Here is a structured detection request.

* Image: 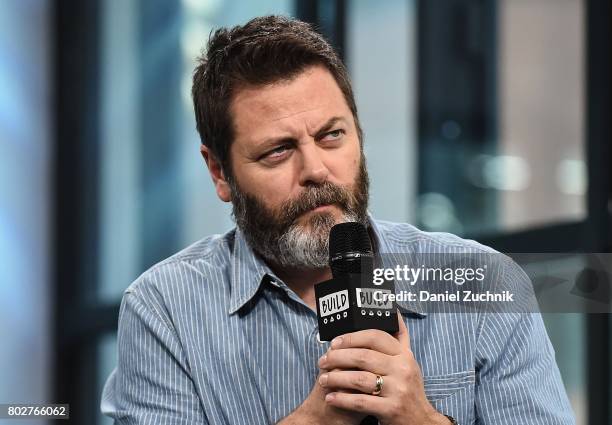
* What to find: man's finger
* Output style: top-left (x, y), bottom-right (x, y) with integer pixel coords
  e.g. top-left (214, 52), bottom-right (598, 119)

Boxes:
top-left (319, 348), bottom-right (390, 375)
top-left (320, 370), bottom-right (380, 394)
top-left (324, 391), bottom-right (388, 416)
top-left (330, 329), bottom-right (400, 355)
top-left (394, 310), bottom-right (411, 351)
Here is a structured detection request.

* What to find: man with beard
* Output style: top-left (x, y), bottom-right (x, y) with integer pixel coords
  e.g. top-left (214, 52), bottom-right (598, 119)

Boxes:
top-left (101, 15), bottom-right (574, 425)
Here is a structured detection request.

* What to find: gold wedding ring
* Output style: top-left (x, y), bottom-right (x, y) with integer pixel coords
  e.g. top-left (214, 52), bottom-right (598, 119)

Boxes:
top-left (372, 375), bottom-right (384, 396)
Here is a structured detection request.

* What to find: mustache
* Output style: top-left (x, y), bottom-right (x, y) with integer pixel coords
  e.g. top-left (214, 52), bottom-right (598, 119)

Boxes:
top-left (278, 182), bottom-right (354, 225)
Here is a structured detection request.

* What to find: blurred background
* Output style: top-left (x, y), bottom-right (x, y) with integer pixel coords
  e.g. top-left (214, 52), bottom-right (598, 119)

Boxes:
top-left (1, 0), bottom-right (610, 423)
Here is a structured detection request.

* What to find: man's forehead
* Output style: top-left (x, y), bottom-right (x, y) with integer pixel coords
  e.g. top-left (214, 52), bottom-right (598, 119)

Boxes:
top-left (232, 67), bottom-right (345, 112)
top-left (229, 66), bottom-right (351, 143)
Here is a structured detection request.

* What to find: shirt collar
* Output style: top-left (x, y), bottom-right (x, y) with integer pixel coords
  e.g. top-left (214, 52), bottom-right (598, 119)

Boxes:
top-left (228, 227), bottom-right (277, 315)
top-left (228, 215), bottom-right (427, 317)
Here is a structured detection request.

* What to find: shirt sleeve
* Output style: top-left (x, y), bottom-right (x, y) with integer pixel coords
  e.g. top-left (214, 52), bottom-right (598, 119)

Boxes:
top-left (474, 260), bottom-right (576, 424)
top-left (100, 284), bottom-right (209, 424)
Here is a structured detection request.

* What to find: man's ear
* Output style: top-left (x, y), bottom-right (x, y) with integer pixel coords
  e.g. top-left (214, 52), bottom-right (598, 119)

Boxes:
top-left (200, 145), bottom-right (232, 202)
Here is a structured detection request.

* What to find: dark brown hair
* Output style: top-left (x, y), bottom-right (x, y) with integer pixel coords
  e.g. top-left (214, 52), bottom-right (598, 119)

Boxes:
top-left (191, 15), bottom-right (362, 178)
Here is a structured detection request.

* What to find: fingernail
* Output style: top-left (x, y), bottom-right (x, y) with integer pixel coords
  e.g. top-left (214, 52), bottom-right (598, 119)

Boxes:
top-left (318, 354), bottom-right (327, 367)
top-left (319, 373), bottom-right (328, 387)
top-left (325, 393), bottom-right (336, 402)
top-left (331, 336), bottom-right (343, 349)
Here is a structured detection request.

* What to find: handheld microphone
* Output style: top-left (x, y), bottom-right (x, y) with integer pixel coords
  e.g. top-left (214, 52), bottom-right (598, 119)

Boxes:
top-left (315, 222), bottom-right (398, 342)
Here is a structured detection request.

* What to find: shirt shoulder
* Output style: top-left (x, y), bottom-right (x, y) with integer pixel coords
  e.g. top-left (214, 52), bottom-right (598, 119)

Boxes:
top-left (124, 229), bottom-right (235, 300)
top-left (372, 218), bottom-right (499, 254)
top-left (371, 219), bottom-right (525, 310)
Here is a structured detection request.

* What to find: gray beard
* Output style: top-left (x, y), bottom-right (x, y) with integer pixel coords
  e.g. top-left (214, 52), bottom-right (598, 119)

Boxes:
top-left (271, 210), bottom-right (362, 268)
top-left (228, 160), bottom-right (369, 270)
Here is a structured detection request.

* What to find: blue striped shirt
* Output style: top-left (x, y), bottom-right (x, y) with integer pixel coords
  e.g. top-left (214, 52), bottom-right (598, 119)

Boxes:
top-left (101, 218), bottom-right (575, 424)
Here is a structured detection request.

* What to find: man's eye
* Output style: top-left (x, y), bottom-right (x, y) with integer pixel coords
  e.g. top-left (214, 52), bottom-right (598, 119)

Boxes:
top-left (270, 146), bottom-right (288, 155)
top-left (265, 145), bottom-right (291, 159)
top-left (322, 129), bottom-right (345, 141)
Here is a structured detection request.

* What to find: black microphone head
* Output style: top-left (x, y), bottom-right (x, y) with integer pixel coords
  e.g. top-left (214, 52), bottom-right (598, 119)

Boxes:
top-left (329, 222), bottom-right (373, 277)
top-left (329, 222), bottom-right (372, 259)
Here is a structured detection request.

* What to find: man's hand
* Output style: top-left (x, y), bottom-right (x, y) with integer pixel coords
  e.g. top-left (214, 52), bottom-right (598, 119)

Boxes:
top-left (277, 369), bottom-right (365, 425)
top-left (317, 311), bottom-right (450, 425)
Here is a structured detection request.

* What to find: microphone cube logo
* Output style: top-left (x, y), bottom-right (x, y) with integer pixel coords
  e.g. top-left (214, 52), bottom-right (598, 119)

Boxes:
top-left (319, 290), bottom-right (350, 324)
top-left (356, 288), bottom-right (393, 317)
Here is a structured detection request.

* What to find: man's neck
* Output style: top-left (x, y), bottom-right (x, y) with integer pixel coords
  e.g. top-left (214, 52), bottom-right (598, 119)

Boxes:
top-left (272, 266), bottom-right (332, 312)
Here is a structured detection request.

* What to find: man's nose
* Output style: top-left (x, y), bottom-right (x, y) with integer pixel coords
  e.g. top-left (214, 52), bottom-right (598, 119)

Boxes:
top-left (298, 144), bottom-right (329, 186)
